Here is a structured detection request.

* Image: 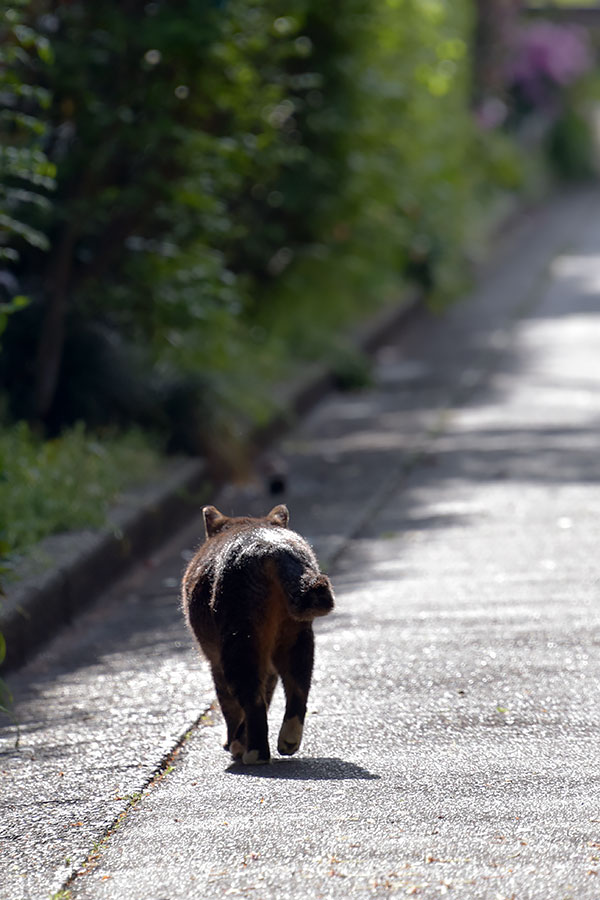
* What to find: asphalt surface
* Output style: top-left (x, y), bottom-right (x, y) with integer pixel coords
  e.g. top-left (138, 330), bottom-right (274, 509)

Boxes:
top-left (2, 188), bottom-right (600, 900)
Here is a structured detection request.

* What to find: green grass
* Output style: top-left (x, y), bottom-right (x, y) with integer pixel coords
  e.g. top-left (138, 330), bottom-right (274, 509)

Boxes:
top-left (0, 421), bottom-right (162, 569)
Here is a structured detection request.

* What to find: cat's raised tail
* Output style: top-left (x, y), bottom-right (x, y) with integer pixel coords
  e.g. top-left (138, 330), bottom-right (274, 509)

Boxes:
top-left (288, 571), bottom-right (334, 621)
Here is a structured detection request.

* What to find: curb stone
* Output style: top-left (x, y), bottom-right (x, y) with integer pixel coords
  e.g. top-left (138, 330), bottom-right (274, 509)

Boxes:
top-left (0, 290), bottom-right (421, 673)
top-left (0, 457), bottom-right (209, 673)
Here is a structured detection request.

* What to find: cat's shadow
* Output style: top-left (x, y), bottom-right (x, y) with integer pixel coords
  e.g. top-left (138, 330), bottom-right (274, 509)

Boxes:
top-left (226, 756), bottom-right (379, 781)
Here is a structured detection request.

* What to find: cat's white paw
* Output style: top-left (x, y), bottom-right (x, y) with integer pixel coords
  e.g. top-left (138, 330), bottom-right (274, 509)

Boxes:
top-left (242, 748), bottom-right (270, 765)
top-left (229, 739), bottom-right (245, 760)
top-left (278, 716), bottom-right (303, 756)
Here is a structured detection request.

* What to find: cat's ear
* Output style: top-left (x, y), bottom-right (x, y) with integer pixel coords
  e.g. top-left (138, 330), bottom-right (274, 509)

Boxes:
top-left (203, 506), bottom-right (228, 538)
top-left (268, 504), bottom-right (289, 528)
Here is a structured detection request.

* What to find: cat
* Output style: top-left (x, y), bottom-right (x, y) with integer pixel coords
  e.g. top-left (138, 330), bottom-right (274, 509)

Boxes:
top-left (181, 504), bottom-right (334, 764)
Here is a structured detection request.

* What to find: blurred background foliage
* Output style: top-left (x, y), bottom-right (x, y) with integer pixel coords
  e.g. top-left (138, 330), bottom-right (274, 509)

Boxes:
top-left (1, 0), bottom-right (599, 568)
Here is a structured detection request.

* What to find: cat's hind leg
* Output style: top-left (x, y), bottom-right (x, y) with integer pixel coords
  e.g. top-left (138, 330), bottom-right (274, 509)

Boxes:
top-left (275, 625), bottom-right (314, 756)
top-left (215, 561), bottom-right (276, 764)
top-left (210, 663), bottom-right (245, 758)
top-left (221, 629), bottom-right (270, 764)
top-left (265, 669), bottom-right (278, 709)
top-left (229, 672), bottom-right (276, 762)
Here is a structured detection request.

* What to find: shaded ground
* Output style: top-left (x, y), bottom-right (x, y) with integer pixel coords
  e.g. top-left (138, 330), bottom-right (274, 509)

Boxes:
top-left (1, 189), bottom-right (600, 900)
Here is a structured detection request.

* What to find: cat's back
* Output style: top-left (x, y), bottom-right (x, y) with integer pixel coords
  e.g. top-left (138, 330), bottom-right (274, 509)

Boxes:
top-left (182, 505), bottom-right (333, 657)
top-left (218, 522), bottom-right (313, 568)
top-left (184, 518), bottom-right (314, 595)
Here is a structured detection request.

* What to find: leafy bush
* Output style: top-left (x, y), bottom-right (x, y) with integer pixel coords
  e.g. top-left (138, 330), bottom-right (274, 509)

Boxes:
top-left (1, 0), bottom-right (488, 440)
top-left (0, 421), bottom-right (161, 564)
top-left (0, 0), bottom-right (539, 571)
top-left (0, 2), bottom-right (57, 648)
top-left (0, 0), bottom-right (55, 347)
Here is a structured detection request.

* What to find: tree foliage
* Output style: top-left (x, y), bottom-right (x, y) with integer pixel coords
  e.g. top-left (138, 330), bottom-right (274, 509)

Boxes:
top-left (0, 0), bottom-right (508, 443)
top-left (0, 0), bottom-right (55, 340)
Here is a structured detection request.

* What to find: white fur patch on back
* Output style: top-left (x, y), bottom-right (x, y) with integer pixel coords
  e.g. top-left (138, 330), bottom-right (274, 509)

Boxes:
top-left (226, 527), bottom-right (316, 567)
top-left (239, 527), bottom-right (295, 553)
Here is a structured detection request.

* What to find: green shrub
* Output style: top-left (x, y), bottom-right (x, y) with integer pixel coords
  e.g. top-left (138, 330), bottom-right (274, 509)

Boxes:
top-left (0, 421), bottom-right (161, 564)
top-left (546, 72), bottom-right (600, 180)
top-left (0, 0), bottom-right (55, 276)
top-left (1, 0), bottom-right (490, 440)
top-left (0, 2), bottom-right (57, 668)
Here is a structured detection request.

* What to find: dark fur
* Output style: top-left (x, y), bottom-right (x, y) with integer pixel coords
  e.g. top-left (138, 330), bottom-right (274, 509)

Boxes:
top-left (181, 504), bottom-right (334, 764)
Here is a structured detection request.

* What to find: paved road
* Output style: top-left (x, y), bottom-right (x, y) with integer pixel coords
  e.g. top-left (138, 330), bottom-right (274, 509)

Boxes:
top-left (2, 189), bottom-right (600, 900)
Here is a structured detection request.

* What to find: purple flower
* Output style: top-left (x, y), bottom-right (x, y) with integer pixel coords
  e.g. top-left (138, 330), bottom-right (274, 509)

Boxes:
top-left (507, 22), bottom-right (593, 106)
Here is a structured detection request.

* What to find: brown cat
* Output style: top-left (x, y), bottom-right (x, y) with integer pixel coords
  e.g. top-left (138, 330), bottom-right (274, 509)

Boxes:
top-left (181, 504), bottom-right (334, 764)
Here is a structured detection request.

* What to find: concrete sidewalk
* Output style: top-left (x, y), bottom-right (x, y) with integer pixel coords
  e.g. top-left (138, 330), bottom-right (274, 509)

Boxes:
top-left (1, 188), bottom-right (600, 900)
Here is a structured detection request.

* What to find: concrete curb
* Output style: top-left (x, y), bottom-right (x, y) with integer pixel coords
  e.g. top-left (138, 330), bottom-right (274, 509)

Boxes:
top-left (0, 290), bottom-right (421, 673)
top-left (0, 458), bottom-right (209, 673)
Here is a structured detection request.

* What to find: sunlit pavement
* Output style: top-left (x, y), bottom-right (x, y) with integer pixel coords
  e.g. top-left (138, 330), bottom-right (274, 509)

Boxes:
top-left (2, 188), bottom-right (600, 899)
